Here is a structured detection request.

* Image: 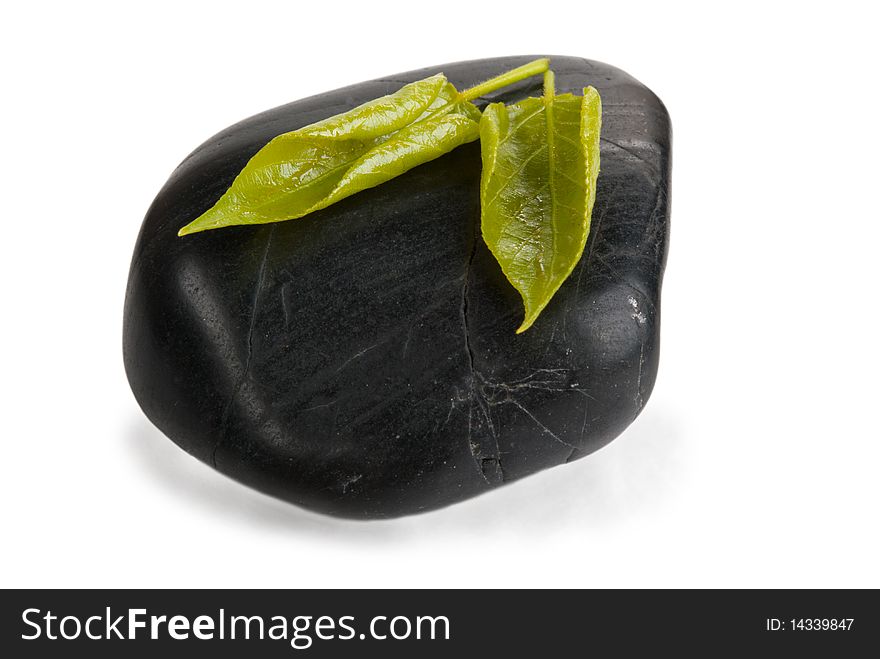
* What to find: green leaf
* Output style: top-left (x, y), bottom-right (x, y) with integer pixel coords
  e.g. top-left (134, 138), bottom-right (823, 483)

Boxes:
top-left (479, 73), bottom-right (601, 333)
top-left (178, 59), bottom-right (550, 236)
top-left (179, 75), bottom-right (480, 235)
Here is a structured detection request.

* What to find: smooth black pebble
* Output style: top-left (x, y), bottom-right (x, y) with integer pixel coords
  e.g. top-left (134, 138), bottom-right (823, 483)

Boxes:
top-left (123, 56), bottom-right (671, 518)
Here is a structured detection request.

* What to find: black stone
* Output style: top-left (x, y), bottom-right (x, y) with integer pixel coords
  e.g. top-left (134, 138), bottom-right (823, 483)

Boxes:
top-left (123, 56), bottom-right (671, 519)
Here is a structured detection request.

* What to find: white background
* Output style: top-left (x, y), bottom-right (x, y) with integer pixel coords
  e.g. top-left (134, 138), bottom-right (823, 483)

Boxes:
top-left (2, 1), bottom-right (878, 588)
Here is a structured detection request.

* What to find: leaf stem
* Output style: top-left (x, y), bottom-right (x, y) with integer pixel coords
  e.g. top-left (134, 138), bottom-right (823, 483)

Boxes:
top-left (457, 58), bottom-right (550, 102)
top-left (543, 69), bottom-right (555, 101)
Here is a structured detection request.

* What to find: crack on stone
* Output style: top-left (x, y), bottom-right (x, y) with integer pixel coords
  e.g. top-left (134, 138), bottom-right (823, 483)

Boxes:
top-left (505, 399), bottom-right (577, 450)
top-left (480, 457), bottom-right (500, 478)
top-left (460, 234), bottom-right (478, 388)
top-left (280, 283), bottom-right (292, 326)
top-left (579, 389), bottom-right (590, 439)
top-left (401, 323), bottom-right (414, 359)
top-left (459, 222), bottom-right (505, 483)
top-left (335, 342), bottom-right (379, 373)
top-left (484, 369), bottom-right (595, 399)
top-left (579, 57), bottom-right (597, 72)
top-left (466, 406), bottom-right (492, 485)
top-left (583, 181), bottom-right (621, 267)
top-left (541, 320), bottom-right (559, 358)
top-left (478, 369), bottom-right (594, 403)
top-left (212, 225), bottom-right (275, 468)
top-left (475, 369), bottom-right (588, 452)
top-left (600, 137), bottom-right (660, 177)
top-left (627, 295), bottom-right (649, 412)
top-left (648, 184), bottom-right (669, 264)
top-left (635, 336), bottom-right (646, 412)
top-left (299, 400), bottom-right (337, 413)
top-left (443, 387), bottom-right (468, 428)
top-left (466, 364), bottom-right (595, 460)
top-left (458, 211), bottom-right (603, 480)
top-left (465, 400), bottom-right (504, 485)
top-left (340, 473), bottom-right (362, 494)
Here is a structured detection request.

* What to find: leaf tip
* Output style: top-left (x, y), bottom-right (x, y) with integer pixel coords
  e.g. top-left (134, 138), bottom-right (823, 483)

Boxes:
top-left (516, 295), bottom-right (555, 333)
top-left (582, 86), bottom-right (602, 112)
top-left (178, 208), bottom-right (223, 236)
top-left (515, 313), bottom-right (538, 334)
top-left (177, 221), bottom-right (200, 237)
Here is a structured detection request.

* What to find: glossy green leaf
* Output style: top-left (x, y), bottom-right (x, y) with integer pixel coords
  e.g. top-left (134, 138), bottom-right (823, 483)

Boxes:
top-left (179, 76), bottom-right (479, 235)
top-left (480, 74), bottom-right (601, 333)
top-left (179, 59), bottom-right (550, 236)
